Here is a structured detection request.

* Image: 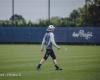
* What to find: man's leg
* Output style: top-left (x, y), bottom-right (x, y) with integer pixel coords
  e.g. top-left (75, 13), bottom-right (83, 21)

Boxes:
top-left (36, 58), bottom-right (45, 70)
top-left (53, 59), bottom-right (62, 70)
top-left (36, 50), bottom-right (49, 70)
top-left (50, 50), bottom-right (62, 70)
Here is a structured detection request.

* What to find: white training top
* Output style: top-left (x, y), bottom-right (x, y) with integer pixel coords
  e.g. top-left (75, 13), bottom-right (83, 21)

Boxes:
top-left (41, 31), bottom-right (59, 49)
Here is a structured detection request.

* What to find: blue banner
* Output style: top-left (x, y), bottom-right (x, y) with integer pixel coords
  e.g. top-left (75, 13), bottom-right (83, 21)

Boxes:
top-left (0, 27), bottom-right (100, 43)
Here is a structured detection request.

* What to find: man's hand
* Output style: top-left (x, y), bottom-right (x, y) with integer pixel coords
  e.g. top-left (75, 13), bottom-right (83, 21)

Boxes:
top-left (41, 48), bottom-right (44, 52)
top-left (41, 49), bottom-right (43, 52)
top-left (57, 46), bottom-right (60, 50)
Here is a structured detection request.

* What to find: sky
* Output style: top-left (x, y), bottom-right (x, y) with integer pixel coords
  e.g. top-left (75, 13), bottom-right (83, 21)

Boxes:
top-left (0, 0), bottom-right (85, 22)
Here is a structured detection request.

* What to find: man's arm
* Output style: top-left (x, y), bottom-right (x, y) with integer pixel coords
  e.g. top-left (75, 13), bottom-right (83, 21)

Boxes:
top-left (50, 33), bottom-right (60, 49)
top-left (41, 34), bottom-right (46, 52)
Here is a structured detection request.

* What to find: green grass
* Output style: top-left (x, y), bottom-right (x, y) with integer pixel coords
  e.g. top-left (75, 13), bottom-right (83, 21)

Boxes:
top-left (0, 44), bottom-right (100, 80)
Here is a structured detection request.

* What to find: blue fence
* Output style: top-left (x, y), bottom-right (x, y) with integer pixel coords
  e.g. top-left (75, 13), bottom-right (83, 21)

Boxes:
top-left (0, 27), bottom-right (100, 44)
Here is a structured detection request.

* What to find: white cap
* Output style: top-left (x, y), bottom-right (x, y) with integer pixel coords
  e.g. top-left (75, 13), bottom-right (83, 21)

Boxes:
top-left (47, 25), bottom-right (55, 31)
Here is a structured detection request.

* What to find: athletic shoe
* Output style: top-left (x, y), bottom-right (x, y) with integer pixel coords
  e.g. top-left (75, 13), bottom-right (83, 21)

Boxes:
top-left (56, 68), bottom-right (63, 70)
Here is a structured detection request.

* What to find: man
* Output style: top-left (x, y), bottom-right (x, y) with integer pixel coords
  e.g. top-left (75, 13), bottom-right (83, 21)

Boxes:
top-left (36, 25), bottom-right (62, 70)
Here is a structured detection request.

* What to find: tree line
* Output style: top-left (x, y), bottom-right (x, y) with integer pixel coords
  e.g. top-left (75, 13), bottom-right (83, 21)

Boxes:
top-left (0, 0), bottom-right (100, 27)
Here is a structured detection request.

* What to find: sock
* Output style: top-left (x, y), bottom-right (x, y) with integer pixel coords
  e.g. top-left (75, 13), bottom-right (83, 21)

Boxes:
top-left (55, 64), bottom-right (59, 69)
top-left (37, 64), bottom-right (42, 69)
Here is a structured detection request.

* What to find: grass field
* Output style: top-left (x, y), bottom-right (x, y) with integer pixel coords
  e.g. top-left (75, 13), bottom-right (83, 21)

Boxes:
top-left (0, 44), bottom-right (100, 80)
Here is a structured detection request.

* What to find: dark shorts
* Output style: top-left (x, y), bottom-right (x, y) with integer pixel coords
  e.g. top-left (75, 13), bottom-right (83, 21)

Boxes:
top-left (43, 49), bottom-right (56, 60)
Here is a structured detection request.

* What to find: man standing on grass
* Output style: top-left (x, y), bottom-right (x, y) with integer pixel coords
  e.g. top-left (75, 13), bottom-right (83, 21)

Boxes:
top-left (36, 25), bottom-right (62, 70)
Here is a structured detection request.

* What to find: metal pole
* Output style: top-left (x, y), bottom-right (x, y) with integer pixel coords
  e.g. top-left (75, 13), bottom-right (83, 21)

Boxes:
top-left (48, 0), bottom-right (50, 24)
top-left (85, 0), bottom-right (88, 26)
top-left (12, 0), bottom-right (14, 25)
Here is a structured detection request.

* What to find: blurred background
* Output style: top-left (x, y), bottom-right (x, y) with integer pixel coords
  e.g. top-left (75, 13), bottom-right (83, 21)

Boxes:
top-left (0, 0), bottom-right (100, 44)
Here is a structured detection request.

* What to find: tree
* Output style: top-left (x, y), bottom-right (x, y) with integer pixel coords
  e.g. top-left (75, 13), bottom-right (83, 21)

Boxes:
top-left (10, 14), bottom-right (26, 26)
top-left (86, 0), bottom-right (100, 26)
top-left (10, 14), bottom-right (25, 21)
top-left (67, 0), bottom-right (100, 27)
